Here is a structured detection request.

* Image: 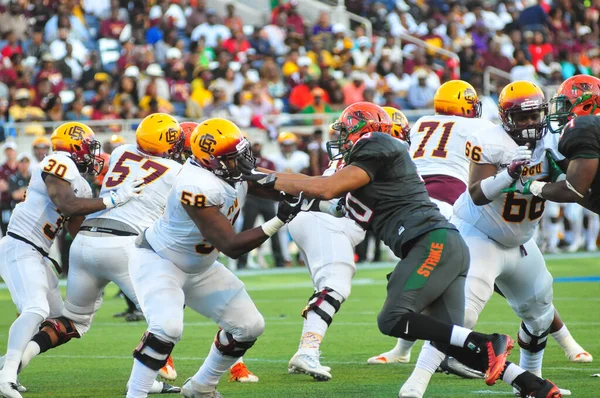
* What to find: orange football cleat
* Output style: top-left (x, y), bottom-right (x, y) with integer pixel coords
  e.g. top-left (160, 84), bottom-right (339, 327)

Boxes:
top-left (229, 362), bottom-right (259, 383)
top-left (484, 334), bottom-right (514, 386)
top-left (158, 356), bottom-right (177, 381)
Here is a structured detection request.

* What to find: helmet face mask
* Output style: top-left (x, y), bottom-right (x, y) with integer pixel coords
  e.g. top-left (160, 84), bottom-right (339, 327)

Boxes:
top-left (498, 81), bottom-right (547, 147)
top-left (51, 122), bottom-right (104, 175)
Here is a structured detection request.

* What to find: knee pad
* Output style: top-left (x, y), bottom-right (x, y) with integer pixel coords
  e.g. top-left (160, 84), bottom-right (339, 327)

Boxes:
top-left (214, 329), bottom-right (257, 358)
top-left (518, 322), bottom-right (549, 353)
top-left (32, 316), bottom-right (80, 354)
top-left (161, 317), bottom-right (184, 342)
top-left (301, 288), bottom-right (344, 326)
top-left (133, 331), bottom-right (175, 370)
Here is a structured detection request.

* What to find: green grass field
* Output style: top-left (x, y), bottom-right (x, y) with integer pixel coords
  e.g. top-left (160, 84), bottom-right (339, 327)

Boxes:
top-left (1, 254), bottom-right (599, 397)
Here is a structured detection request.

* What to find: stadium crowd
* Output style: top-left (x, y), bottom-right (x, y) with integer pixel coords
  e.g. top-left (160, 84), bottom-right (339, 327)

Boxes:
top-left (0, 0), bottom-right (597, 268)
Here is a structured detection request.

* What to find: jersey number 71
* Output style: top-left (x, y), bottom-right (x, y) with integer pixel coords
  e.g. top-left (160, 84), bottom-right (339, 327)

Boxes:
top-left (412, 121), bottom-right (455, 159)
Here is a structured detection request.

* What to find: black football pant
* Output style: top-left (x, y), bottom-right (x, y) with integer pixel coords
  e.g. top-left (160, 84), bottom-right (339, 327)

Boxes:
top-left (238, 196), bottom-right (284, 268)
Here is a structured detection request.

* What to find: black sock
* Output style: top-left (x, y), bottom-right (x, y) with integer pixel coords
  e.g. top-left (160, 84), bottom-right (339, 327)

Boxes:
top-left (125, 295), bottom-right (136, 312)
top-left (512, 370), bottom-right (544, 395)
top-left (31, 331), bottom-right (53, 354)
top-left (389, 312), bottom-right (453, 343)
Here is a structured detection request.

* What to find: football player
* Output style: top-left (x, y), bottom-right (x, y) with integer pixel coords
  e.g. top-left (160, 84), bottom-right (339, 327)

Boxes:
top-left (14, 114), bottom-right (184, 394)
top-left (403, 81), bottom-right (564, 398)
top-left (240, 102), bottom-right (560, 397)
top-left (0, 122), bottom-right (143, 398)
top-left (125, 119), bottom-right (306, 398)
top-left (369, 81), bottom-right (495, 365)
top-left (514, 74), bottom-right (600, 215)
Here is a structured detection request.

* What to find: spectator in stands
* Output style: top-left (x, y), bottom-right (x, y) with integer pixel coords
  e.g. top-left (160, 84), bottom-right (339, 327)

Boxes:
top-left (100, 6), bottom-right (127, 39)
top-left (114, 76), bottom-right (139, 112)
top-left (312, 11), bottom-right (332, 36)
top-left (80, 52), bottom-right (104, 91)
top-left (138, 63), bottom-right (170, 101)
top-left (352, 36), bottom-right (373, 69)
top-left (43, 95), bottom-right (64, 122)
top-left (263, 11), bottom-right (288, 56)
top-left (510, 48), bottom-right (538, 83)
top-left (44, 7), bottom-right (91, 45)
top-left (238, 140), bottom-right (284, 269)
top-left (222, 27), bottom-right (252, 61)
top-left (342, 70), bottom-right (366, 106)
top-left (191, 9), bottom-right (231, 48)
top-left (23, 28), bottom-right (49, 61)
top-left (139, 82), bottom-right (174, 116)
top-left (92, 99), bottom-right (120, 122)
top-left (300, 87), bottom-right (332, 125)
top-left (29, 136), bottom-right (51, 172)
top-left (1, 31), bottom-right (22, 60)
top-left (284, 1), bottom-right (305, 35)
top-left (203, 85), bottom-right (231, 119)
top-left (248, 25), bottom-right (272, 57)
top-left (0, 1), bottom-right (28, 41)
top-left (528, 31), bottom-right (553, 72)
top-left (8, 153), bottom-right (31, 209)
top-left (212, 63), bottom-right (244, 103)
top-left (56, 43), bottom-right (84, 83)
top-left (224, 2), bottom-right (243, 32)
top-left (155, 29), bottom-right (180, 65)
top-left (9, 89), bottom-right (45, 122)
top-left (0, 141), bottom-right (18, 235)
top-left (481, 39), bottom-right (513, 74)
top-left (518, 0), bottom-right (550, 31)
top-left (307, 128), bottom-right (329, 176)
top-left (407, 69), bottom-right (436, 109)
top-left (36, 54), bottom-right (65, 95)
top-left (248, 83), bottom-right (275, 129)
top-left (229, 91), bottom-right (253, 128)
top-left (65, 97), bottom-right (90, 121)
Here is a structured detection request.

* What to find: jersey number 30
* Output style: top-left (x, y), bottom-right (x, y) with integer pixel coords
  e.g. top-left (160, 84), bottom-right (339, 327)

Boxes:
top-left (105, 152), bottom-right (168, 188)
top-left (413, 121), bottom-right (455, 159)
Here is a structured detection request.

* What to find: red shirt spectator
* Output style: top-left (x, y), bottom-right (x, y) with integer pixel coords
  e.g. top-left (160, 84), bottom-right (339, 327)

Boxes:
top-left (222, 30), bottom-right (251, 60)
top-left (100, 9), bottom-right (126, 39)
top-left (528, 31), bottom-right (553, 71)
top-left (1, 31), bottom-right (22, 59)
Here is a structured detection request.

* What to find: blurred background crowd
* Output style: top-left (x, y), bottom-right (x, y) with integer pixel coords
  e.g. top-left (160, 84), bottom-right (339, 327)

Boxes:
top-left (0, 0), bottom-right (597, 270)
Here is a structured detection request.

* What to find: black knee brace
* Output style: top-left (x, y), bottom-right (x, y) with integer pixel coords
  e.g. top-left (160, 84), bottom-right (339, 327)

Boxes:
top-left (32, 316), bottom-right (80, 354)
top-left (518, 322), bottom-right (549, 353)
top-left (133, 331), bottom-right (175, 370)
top-left (214, 330), bottom-right (256, 358)
top-left (301, 288), bottom-right (342, 326)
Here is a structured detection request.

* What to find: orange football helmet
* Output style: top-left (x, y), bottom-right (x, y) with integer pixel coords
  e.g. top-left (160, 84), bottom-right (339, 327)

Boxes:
top-left (94, 152), bottom-right (111, 186)
top-left (498, 81), bottom-right (548, 146)
top-left (434, 80), bottom-right (482, 118)
top-left (180, 121), bottom-right (199, 162)
top-left (50, 122), bottom-right (103, 174)
top-left (327, 102), bottom-right (392, 160)
top-left (190, 118), bottom-right (254, 181)
top-left (136, 113), bottom-right (184, 159)
top-left (383, 106), bottom-right (410, 143)
top-left (548, 75), bottom-right (600, 134)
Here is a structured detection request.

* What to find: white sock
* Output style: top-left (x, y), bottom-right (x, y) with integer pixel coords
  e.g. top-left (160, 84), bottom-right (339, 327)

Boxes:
top-left (1, 312), bottom-right (44, 382)
top-left (126, 358), bottom-right (159, 398)
top-left (551, 325), bottom-right (583, 354)
top-left (501, 362), bottom-right (525, 386)
top-left (392, 338), bottom-right (416, 356)
top-left (450, 326), bottom-right (472, 347)
top-left (297, 310), bottom-right (329, 356)
top-left (586, 215), bottom-right (600, 247)
top-left (19, 341), bottom-right (41, 371)
top-left (415, 341), bottom-right (445, 374)
top-left (547, 222), bottom-right (560, 250)
top-left (192, 343), bottom-right (238, 387)
top-left (519, 348), bottom-right (544, 374)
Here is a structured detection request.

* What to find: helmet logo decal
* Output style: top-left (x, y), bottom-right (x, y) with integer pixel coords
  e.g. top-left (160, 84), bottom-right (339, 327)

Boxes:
top-left (165, 128), bottom-right (180, 144)
top-left (572, 82), bottom-right (592, 95)
top-left (463, 88), bottom-right (476, 103)
top-left (68, 125), bottom-right (85, 141)
top-left (199, 134), bottom-right (217, 154)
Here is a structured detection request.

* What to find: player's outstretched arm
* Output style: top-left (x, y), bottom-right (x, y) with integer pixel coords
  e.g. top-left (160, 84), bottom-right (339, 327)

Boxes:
top-left (45, 173), bottom-right (144, 217)
top-left (467, 162), bottom-right (502, 205)
top-left (272, 165), bottom-right (371, 200)
top-left (183, 196), bottom-right (303, 259)
top-left (535, 158), bottom-right (598, 205)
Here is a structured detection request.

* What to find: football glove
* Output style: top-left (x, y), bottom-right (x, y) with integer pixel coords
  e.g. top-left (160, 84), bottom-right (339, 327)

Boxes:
top-left (502, 178), bottom-right (533, 195)
top-left (507, 145), bottom-right (532, 179)
top-left (104, 178), bottom-right (145, 209)
top-left (241, 170), bottom-right (277, 189)
top-left (545, 151), bottom-right (565, 182)
top-left (301, 197), bottom-right (346, 218)
top-left (276, 192), bottom-right (305, 223)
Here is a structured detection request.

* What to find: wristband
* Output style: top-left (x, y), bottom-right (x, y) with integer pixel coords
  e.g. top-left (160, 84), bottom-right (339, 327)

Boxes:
top-left (261, 217), bottom-right (285, 237)
top-left (103, 193), bottom-right (116, 209)
top-left (529, 181), bottom-right (547, 198)
top-left (480, 169), bottom-right (515, 200)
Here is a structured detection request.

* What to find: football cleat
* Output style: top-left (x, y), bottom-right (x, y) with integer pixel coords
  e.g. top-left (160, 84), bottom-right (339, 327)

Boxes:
top-left (398, 386), bottom-right (423, 398)
top-left (367, 350), bottom-right (410, 364)
top-left (484, 334), bottom-right (514, 386)
top-left (15, 380), bottom-right (26, 393)
top-left (228, 362), bottom-right (258, 383)
top-left (288, 353), bottom-right (332, 381)
top-left (181, 378), bottom-right (223, 398)
top-left (158, 356), bottom-right (177, 381)
top-left (521, 379), bottom-right (562, 398)
top-left (125, 310), bottom-right (145, 322)
top-left (0, 380), bottom-right (22, 398)
top-left (567, 350), bottom-right (593, 363)
top-left (437, 356), bottom-right (485, 379)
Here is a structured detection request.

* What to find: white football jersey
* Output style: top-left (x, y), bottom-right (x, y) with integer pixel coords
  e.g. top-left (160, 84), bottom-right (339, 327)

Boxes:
top-left (409, 115), bottom-right (496, 184)
top-left (270, 150), bottom-right (310, 173)
top-left (453, 127), bottom-right (564, 247)
top-left (145, 159), bottom-right (247, 272)
top-left (87, 144), bottom-right (182, 234)
top-left (8, 152), bottom-right (92, 252)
